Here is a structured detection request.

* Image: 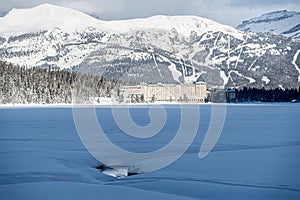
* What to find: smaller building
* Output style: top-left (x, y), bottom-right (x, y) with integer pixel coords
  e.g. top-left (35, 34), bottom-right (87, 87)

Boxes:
top-left (210, 88), bottom-right (236, 103)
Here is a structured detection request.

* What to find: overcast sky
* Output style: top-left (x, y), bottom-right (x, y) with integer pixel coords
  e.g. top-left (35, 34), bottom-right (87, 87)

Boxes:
top-left (0, 0), bottom-right (299, 26)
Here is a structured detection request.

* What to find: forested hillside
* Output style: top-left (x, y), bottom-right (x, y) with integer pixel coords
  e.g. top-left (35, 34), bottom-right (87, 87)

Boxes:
top-left (0, 61), bottom-right (118, 104)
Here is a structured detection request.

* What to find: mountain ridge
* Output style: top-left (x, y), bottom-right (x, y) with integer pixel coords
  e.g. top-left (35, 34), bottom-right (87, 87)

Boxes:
top-left (236, 10), bottom-right (300, 38)
top-left (0, 4), bottom-right (243, 39)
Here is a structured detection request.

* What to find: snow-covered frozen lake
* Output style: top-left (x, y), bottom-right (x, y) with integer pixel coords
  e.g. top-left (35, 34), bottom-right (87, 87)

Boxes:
top-left (0, 104), bottom-right (300, 199)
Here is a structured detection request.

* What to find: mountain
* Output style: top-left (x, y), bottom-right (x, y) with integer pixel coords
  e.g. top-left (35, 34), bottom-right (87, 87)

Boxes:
top-left (0, 4), bottom-right (300, 89)
top-left (0, 4), bottom-right (106, 34)
top-left (237, 10), bottom-right (300, 39)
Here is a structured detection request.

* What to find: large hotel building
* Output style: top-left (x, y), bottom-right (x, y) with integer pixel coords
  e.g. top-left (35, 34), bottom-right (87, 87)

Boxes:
top-left (118, 82), bottom-right (207, 103)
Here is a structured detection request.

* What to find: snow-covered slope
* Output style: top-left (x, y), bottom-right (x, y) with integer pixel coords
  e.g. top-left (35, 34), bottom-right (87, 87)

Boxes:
top-left (237, 10), bottom-right (300, 38)
top-left (0, 4), bottom-right (299, 89)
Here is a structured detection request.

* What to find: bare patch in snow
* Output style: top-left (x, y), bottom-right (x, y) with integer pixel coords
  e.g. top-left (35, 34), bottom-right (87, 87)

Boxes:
top-left (262, 76), bottom-right (270, 84)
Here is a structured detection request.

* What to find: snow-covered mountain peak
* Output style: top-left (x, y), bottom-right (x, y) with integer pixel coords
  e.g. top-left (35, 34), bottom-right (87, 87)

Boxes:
top-left (237, 10), bottom-right (300, 38)
top-left (0, 4), bottom-right (105, 35)
top-left (106, 15), bottom-right (242, 38)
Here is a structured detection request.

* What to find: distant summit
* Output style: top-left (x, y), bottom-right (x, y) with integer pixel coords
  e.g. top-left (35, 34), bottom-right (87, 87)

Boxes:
top-left (0, 4), bottom-right (104, 34)
top-left (237, 10), bottom-right (300, 38)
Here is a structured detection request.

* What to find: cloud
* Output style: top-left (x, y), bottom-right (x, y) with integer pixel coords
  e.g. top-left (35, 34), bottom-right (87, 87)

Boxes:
top-left (228, 0), bottom-right (300, 8)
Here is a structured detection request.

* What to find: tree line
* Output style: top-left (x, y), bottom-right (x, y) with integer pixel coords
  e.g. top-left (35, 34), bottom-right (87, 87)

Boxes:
top-left (0, 61), bottom-right (119, 104)
top-left (225, 87), bottom-right (300, 103)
